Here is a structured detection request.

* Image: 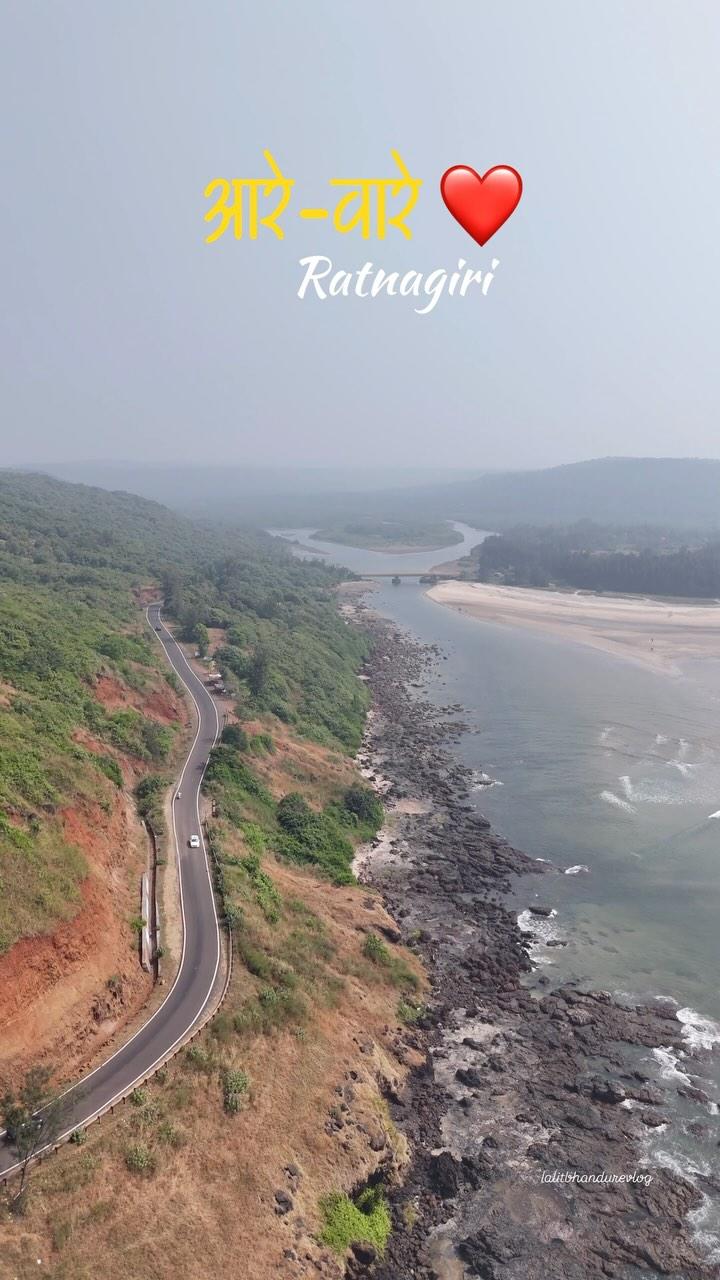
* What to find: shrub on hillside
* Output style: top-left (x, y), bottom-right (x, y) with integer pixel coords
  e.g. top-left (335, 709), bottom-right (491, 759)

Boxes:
top-left (342, 784), bottom-right (383, 828)
top-left (222, 1067), bottom-right (250, 1114)
top-left (275, 792), bottom-right (355, 884)
top-left (220, 723), bottom-right (248, 751)
top-left (97, 755), bottom-right (123, 789)
top-left (125, 1143), bottom-right (156, 1175)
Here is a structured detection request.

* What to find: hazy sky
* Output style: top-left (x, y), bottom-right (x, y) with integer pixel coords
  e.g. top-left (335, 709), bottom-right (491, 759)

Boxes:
top-left (2, 1), bottom-right (719, 471)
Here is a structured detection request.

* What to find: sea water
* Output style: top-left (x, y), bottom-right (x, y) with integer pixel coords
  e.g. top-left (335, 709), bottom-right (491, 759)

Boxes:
top-left (281, 523), bottom-right (720, 1247)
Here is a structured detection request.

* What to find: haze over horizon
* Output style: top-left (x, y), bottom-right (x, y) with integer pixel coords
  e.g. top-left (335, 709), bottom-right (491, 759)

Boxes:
top-left (3, 2), bottom-right (720, 471)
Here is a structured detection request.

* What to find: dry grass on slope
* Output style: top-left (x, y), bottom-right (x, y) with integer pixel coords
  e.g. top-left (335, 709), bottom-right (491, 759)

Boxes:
top-left (0, 857), bottom-right (425, 1280)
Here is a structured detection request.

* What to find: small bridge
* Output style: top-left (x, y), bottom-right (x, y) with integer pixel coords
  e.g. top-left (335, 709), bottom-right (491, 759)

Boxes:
top-left (358, 571), bottom-right (463, 581)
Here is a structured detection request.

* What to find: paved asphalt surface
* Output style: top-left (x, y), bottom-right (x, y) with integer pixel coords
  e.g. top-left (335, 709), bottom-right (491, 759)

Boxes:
top-left (0, 604), bottom-right (222, 1178)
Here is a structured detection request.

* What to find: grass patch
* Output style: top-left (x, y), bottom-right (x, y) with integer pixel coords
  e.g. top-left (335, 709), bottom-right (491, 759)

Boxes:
top-left (362, 932), bottom-right (420, 992)
top-left (397, 997), bottom-right (426, 1025)
top-left (124, 1143), bottom-right (156, 1176)
top-left (183, 1043), bottom-right (215, 1073)
top-left (319, 1186), bottom-right (391, 1255)
top-left (275, 791), bottom-right (356, 885)
top-left (157, 1120), bottom-right (187, 1148)
top-left (0, 819), bottom-right (86, 955)
top-left (96, 754), bottom-right (123, 788)
top-left (238, 851), bottom-right (282, 923)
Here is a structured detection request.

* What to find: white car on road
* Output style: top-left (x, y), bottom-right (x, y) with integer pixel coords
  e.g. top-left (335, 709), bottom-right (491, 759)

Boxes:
top-left (188, 834), bottom-right (200, 848)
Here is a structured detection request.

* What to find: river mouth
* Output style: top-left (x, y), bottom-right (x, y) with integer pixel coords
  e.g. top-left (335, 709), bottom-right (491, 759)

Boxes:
top-left (269, 520), bottom-right (488, 576)
top-left (279, 521), bottom-right (720, 1261)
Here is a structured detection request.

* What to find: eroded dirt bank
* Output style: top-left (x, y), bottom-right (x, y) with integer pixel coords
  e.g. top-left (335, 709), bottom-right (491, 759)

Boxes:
top-left (350, 607), bottom-right (719, 1280)
top-left (0, 667), bottom-right (187, 1090)
top-left (0, 792), bottom-right (152, 1085)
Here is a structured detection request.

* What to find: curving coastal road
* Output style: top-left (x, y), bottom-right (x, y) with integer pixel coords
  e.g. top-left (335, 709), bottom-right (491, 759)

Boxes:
top-left (0, 604), bottom-right (223, 1179)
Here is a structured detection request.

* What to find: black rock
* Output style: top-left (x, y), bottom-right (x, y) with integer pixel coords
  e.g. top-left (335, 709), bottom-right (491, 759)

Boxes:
top-left (590, 1078), bottom-right (626, 1105)
top-left (274, 1189), bottom-right (293, 1215)
top-left (351, 1241), bottom-right (378, 1265)
top-left (677, 1085), bottom-right (710, 1105)
top-left (641, 1111), bottom-right (671, 1128)
top-left (456, 1066), bottom-right (483, 1088)
top-left (428, 1150), bottom-right (461, 1198)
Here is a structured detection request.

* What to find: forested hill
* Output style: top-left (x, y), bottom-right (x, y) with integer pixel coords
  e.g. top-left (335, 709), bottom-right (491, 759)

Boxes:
top-left (0, 470), bottom-right (275, 580)
top-left (0, 470), bottom-right (368, 957)
top-left (0, 469), bottom-right (367, 744)
top-left (434, 458), bottom-right (720, 531)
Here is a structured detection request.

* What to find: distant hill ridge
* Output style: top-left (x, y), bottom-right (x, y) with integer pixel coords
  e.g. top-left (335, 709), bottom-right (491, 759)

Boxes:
top-left (435, 457), bottom-right (720, 531)
top-left (38, 456), bottom-right (720, 531)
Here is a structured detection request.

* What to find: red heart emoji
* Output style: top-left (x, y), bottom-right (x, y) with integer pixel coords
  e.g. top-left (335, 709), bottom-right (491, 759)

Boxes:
top-left (440, 164), bottom-right (523, 246)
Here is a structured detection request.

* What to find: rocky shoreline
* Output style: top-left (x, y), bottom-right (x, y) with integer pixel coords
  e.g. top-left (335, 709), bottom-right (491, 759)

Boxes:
top-left (348, 606), bottom-right (719, 1280)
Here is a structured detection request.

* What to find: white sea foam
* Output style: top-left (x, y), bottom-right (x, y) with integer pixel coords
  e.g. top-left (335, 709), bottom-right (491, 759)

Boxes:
top-left (599, 726), bottom-right (613, 743)
top-left (601, 790), bottom-right (637, 814)
top-left (618, 771), bottom-right (696, 807)
top-left (645, 1151), bottom-right (720, 1260)
top-left (517, 908), bottom-right (561, 965)
top-left (677, 1006), bottom-right (720, 1051)
top-left (564, 864), bottom-right (590, 875)
top-left (649, 1146), bottom-right (711, 1180)
top-left (651, 1046), bottom-right (692, 1086)
top-left (656, 734), bottom-right (669, 745)
top-left (517, 908), bottom-right (558, 930)
top-left (688, 1199), bottom-right (720, 1266)
top-left (708, 810), bottom-right (720, 820)
top-left (471, 770), bottom-right (503, 790)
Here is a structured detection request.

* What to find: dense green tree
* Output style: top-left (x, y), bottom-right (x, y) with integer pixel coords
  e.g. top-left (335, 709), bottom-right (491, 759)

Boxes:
top-left (247, 645), bottom-right (270, 697)
top-left (193, 622), bottom-right (210, 656)
top-left (220, 723), bottom-right (248, 751)
top-left (276, 792), bottom-right (312, 836)
top-left (342, 784), bottom-right (383, 827)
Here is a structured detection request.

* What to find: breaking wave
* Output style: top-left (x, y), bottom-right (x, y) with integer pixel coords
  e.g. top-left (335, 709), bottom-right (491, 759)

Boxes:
top-left (601, 790), bottom-right (637, 814)
top-left (677, 1007), bottom-right (720, 1052)
top-left (651, 1046), bottom-right (693, 1086)
top-left (471, 769), bottom-right (503, 790)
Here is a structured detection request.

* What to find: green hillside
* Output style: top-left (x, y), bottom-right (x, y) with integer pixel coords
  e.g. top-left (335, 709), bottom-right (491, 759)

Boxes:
top-left (0, 472), bottom-right (368, 955)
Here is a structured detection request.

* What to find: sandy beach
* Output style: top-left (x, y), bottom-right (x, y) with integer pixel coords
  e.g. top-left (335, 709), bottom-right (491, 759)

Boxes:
top-left (426, 580), bottom-right (720, 674)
